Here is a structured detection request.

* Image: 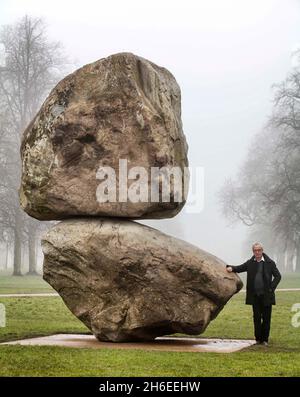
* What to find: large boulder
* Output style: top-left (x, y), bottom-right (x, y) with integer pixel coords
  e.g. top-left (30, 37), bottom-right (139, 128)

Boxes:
top-left (19, 52), bottom-right (189, 220)
top-left (42, 218), bottom-right (243, 342)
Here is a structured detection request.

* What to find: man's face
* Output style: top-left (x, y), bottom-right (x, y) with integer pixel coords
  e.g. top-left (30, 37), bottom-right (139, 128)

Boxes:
top-left (253, 246), bottom-right (263, 260)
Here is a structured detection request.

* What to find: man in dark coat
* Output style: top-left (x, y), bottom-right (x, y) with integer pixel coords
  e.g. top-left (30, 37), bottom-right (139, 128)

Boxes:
top-left (226, 242), bottom-right (281, 346)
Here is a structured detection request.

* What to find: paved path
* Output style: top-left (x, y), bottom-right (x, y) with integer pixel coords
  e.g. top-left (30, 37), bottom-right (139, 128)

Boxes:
top-left (0, 289), bottom-right (299, 298)
top-left (1, 334), bottom-right (256, 353)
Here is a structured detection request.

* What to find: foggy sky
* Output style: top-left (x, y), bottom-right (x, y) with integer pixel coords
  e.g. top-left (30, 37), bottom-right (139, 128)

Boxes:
top-left (1, 0), bottom-right (300, 264)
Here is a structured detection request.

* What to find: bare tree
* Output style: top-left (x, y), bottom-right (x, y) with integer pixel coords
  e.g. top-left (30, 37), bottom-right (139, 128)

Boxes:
top-left (218, 54), bottom-right (300, 272)
top-left (0, 15), bottom-right (69, 275)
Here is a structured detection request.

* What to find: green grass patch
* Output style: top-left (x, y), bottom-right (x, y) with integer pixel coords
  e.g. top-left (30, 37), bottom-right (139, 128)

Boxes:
top-left (0, 297), bottom-right (86, 342)
top-left (0, 345), bottom-right (299, 377)
top-left (276, 272), bottom-right (300, 289)
top-left (0, 271), bottom-right (298, 295)
top-left (238, 272), bottom-right (300, 289)
top-left (0, 274), bottom-right (54, 294)
top-left (0, 291), bottom-right (299, 376)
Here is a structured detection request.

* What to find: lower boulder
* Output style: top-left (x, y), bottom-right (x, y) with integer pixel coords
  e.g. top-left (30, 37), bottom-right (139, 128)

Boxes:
top-left (42, 218), bottom-right (242, 342)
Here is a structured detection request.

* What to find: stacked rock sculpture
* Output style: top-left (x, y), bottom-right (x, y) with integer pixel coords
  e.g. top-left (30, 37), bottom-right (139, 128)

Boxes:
top-left (19, 52), bottom-right (242, 342)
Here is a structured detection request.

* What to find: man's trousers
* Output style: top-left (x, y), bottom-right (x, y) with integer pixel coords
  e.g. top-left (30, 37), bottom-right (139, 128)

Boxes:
top-left (252, 294), bottom-right (272, 342)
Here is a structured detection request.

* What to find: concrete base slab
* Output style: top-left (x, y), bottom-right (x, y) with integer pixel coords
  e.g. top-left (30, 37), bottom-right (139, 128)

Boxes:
top-left (1, 334), bottom-right (256, 353)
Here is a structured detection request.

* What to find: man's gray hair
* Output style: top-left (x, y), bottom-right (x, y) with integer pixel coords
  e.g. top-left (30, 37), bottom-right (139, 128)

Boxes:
top-left (252, 242), bottom-right (263, 250)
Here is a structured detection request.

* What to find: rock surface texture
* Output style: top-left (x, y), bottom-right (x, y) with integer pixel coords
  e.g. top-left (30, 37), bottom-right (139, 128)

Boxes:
top-left (19, 52), bottom-right (242, 343)
top-left (19, 52), bottom-right (189, 220)
top-left (42, 218), bottom-right (243, 342)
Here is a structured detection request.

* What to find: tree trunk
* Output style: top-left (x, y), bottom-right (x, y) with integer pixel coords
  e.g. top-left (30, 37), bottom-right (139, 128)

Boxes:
top-left (27, 228), bottom-right (38, 275)
top-left (13, 211), bottom-right (22, 276)
top-left (13, 229), bottom-right (22, 276)
top-left (296, 240), bottom-right (300, 273)
top-left (274, 247), bottom-right (285, 272)
top-left (5, 241), bottom-right (9, 270)
top-left (286, 247), bottom-right (295, 272)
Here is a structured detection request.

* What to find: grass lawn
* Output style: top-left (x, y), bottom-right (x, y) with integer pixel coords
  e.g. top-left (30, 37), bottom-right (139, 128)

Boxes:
top-left (237, 272), bottom-right (300, 289)
top-left (0, 271), bottom-right (298, 295)
top-left (0, 290), bottom-right (299, 376)
top-left (0, 273), bottom-right (54, 294)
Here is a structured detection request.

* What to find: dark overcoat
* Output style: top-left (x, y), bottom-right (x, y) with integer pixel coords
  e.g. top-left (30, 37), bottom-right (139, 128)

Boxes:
top-left (227, 253), bottom-right (281, 305)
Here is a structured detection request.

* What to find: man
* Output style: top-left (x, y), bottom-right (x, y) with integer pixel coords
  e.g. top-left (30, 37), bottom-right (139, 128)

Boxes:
top-left (226, 243), bottom-right (281, 346)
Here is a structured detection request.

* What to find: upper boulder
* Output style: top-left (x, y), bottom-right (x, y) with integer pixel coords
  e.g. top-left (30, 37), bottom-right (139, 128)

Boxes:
top-left (19, 52), bottom-right (189, 220)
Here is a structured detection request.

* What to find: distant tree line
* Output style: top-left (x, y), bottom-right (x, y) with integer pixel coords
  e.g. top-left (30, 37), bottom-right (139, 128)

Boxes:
top-left (219, 52), bottom-right (300, 272)
top-left (0, 15), bottom-right (68, 275)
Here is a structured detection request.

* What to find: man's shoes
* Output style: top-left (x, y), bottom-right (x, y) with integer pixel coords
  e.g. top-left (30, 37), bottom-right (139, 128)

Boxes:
top-left (254, 340), bottom-right (269, 346)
